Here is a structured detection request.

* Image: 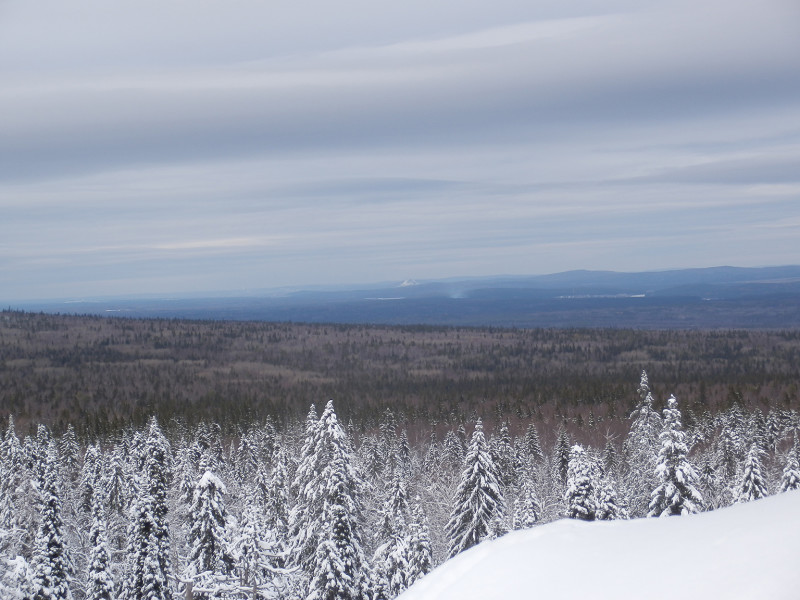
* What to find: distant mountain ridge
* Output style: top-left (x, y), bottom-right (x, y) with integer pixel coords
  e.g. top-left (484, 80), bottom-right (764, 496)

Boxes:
top-left (11, 265), bottom-right (800, 329)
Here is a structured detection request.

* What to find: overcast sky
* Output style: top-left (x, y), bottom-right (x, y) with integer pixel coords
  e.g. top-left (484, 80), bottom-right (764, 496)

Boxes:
top-left (2, 0), bottom-right (799, 300)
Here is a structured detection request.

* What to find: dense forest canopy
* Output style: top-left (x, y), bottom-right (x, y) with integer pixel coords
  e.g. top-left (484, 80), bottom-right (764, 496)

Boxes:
top-left (1, 311), bottom-right (799, 598)
top-left (1, 310), bottom-right (798, 442)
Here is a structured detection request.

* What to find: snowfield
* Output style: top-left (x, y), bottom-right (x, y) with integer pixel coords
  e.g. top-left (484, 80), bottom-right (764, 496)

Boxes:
top-left (400, 490), bottom-right (800, 600)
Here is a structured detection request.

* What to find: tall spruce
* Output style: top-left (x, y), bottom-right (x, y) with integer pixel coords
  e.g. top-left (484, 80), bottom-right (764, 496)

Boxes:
top-left (307, 453), bottom-right (367, 600)
top-left (86, 494), bottom-right (114, 600)
top-left (736, 442), bottom-right (768, 503)
top-left (649, 395), bottom-right (703, 517)
top-left (186, 471), bottom-right (234, 597)
top-left (31, 441), bottom-right (73, 600)
top-left (564, 445), bottom-right (597, 521)
top-left (445, 419), bottom-right (506, 558)
top-left (120, 418), bottom-right (172, 600)
top-left (290, 400), bottom-right (366, 598)
top-left (780, 438), bottom-right (800, 493)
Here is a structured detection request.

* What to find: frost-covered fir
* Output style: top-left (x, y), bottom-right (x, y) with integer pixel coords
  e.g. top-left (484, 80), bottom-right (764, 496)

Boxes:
top-left (31, 441), bottom-right (73, 600)
top-left (290, 401), bottom-right (367, 599)
top-left (512, 472), bottom-right (541, 530)
top-left (649, 395), bottom-right (703, 517)
top-left (736, 442), bottom-right (768, 503)
top-left (120, 418), bottom-right (172, 600)
top-left (624, 370), bottom-right (663, 516)
top-left (564, 445), bottom-right (597, 521)
top-left (780, 439), bottom-right (800, 493)
top-left (307, 457), bottom-right (368, 600)
top-left (185, 470), bottom-right (234, 597)
top-left (86, 494), bottom-right (114, 600)
top-left (445, 420), bottom-right (506, 558)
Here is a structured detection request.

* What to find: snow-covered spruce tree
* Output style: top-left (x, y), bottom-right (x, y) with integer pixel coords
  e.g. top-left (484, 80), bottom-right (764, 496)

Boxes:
top-left (86, 493), bottom-right (114, 600)
top-left (31, 441), bottom-right (73, 600)
top-left (59, 425), bottom-right (81, 485)
top-left (552, 425), bottom-right (571, 485)
top-left (264, 445), bottom-right (293, 537)
top-left (736, 442), bottom-right (768, 503)
top-left (442, 430), bottom-right (465, 471)
top-left (405, 500), bottom-right (432, 588)
top-left (307, 454), bottom-right (368, 600)
top-left (372, 471), bottom-right (412, 600)
top-left (491, 422), bottom-right (520, 488)
top-left (445, 419), bottom-right (506, 558)
top-left (780, 438), bottom-right (800, 493)
top-left (120, 418), bottom-right (173, 600)
top-left (102, 445), bottom-right (129, 516)
top-left (648, 395), bottom-right (703, 517)
top-left (185, 471), bottom-right (235, 598)
top-left (602, 436), bottom-right (618, 475)
top-left (80, 445), bottom-right (103, 512)
top-left (623, 371), bottom-right (662, 517)
top-left (564, 445), bottom-right (597, 521)
top-left (231, 483), bottom-right (285, 598)
top-left (595, 473), bottom-right (628, 521)
top-left (523, 422), bottom-right (544, 463)
top-left (289, 400), bottom-right (366, 593)
top-left (288, 405), bottom-right (321, 570)
top-left (512, 470), bottom-right (541, 530)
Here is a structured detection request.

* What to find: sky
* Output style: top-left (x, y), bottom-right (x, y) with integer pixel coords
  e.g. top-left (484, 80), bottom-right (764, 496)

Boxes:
top-left (1, 0), bottom-right (800, 301)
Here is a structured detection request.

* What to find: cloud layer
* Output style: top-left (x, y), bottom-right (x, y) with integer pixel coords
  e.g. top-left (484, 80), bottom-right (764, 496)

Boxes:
top-left (1, 0), bottom-right (799, 299)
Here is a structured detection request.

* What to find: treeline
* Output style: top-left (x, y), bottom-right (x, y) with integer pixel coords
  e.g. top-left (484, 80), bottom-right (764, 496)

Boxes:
top-left (2, 311), bottom-right (799, 439)
top-left (1, 370), bottom-right (799, 599)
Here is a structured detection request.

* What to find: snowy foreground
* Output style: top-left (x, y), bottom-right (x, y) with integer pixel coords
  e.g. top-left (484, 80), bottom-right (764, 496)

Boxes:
top-left (401, 489), bottom-right (800, 600)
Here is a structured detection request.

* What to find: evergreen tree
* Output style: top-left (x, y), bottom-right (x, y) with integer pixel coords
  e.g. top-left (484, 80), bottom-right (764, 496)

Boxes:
top-left (649, 395), bottom-right (703, 517)
top-left (307, 453), bottom-right (367, 600)
top-left (779, 438), bottom-right (800, 493)
top-left (442, 431), bottom-right (464, 470)
top-left (120, 418), bottom-right (172, 600)
top-left (491, 422), bottom-right (519, 488)
top-left (372, 472), bottom-right (413, 600)
top-left (445, 419), bottom-right (506, 558)
top-left (523, 422), bottom-right (544, 463)
top-left (405, 500), bottom-right (432, 589)
top-left (31, 441), bottom-right (73, 600)
top-left (58, 425), bottom-right (81, 484)
top-left (564, 445), bottom-right (597, 521)
top-left (624, 371), bottom-right (662, 516)
top-left (602, 436), bottom-right (618, 475)
top-left (512, 472), bottom-right (541, 529)
top-left (552, 425), bottom-right (571, 484)
top-left (86, 494), bottom-right (114, 600)
top-left (80, 445), bottom-right (102, 512)
top-left (289, 400), bottom-right (365, 593)
top-left (186, 471), bottom-right (234, 598)
top-left (595, 474), bottom-right (628, 521)
top-left (736, 442), bottom-right (768, 503)
top-left (231, 484), bottom-right (283, 597)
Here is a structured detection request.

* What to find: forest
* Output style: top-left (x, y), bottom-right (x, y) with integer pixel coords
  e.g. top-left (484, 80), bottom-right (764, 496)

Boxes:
top-left (2, 310), bottom-right (799, 441)
top-left (1, 370), bottom-right (799, 599)
top-left (1, 311), bottom-right (799, 599)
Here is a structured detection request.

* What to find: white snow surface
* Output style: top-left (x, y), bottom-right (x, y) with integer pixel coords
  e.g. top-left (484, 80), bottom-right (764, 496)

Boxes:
top-left (400, 490), bottom-right (800, 600)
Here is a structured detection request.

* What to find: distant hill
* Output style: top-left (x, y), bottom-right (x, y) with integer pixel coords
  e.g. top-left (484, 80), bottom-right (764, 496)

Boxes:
top-left (12, 265), bottom-right (800, 328)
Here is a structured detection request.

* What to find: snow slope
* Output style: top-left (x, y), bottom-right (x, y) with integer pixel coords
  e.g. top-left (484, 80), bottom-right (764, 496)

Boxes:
top-left (400, 490), bottom-right (800, 600)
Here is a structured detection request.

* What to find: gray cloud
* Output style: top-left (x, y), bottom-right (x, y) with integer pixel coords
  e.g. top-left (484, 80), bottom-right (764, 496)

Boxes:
top-left (1, 0), bottom-right (799, 300)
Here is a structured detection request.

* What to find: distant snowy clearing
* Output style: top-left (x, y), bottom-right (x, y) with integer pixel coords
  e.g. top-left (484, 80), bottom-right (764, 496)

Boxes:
top-left (400, 490), bottom-right (800, 600)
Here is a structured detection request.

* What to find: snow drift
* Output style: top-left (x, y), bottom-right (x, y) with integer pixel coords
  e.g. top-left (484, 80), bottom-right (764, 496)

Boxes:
top-left (400, 490), bottom-right (800, 600)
